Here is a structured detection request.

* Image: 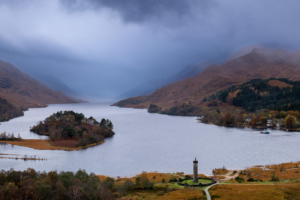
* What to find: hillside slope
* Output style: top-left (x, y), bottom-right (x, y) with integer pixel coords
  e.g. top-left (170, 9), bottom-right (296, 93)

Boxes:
top-left (116, 62), bottom-right (210, 99)
top-left (114, 48), bottom-right (300, 109)
top-left (205, 78), bottom-right (300, 112)
top-left (0, 60), bottom-right (79, 109)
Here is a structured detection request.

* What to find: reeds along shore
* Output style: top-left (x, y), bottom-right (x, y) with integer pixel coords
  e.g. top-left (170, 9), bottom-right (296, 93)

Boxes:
top-left (0, 156), bottom-right (47, 161)
top-left (1, 139), bottom-right (105, 151)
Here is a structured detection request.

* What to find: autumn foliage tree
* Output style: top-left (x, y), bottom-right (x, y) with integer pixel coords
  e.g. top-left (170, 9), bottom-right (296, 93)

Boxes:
top-left (224, 111), bottom-right (236, 125)
top-left (259, 117), bottom-right (268, 126)
top-left (284, 115), bottom-right (297, 129)
top-left (0, 168), bottom-right (118, 199)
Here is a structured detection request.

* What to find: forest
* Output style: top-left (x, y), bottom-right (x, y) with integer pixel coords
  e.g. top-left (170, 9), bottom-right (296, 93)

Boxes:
top-left (148, 104), bottom-right (162, 113)
top-left (0, 168), bottom-right (118, 200)
top-left (0, 97), bottom-right (24, 122)
top-left (148, 101), bottom-right (201, 116)
top-left (204, 78), bottom-right (300, 112)
top-left (114, 95), bottom-right (153, 107)
top-left (30, 111), bottom-right (114, 147)
top-left (0, 168), bottom-right (174, 200)
top-left (0, 167), bottom-right (211, 200)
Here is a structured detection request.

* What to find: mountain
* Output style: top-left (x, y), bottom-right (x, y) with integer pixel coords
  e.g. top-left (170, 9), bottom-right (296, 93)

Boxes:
top-left (0, 60), bottom-right (79, 109)
top-left (32, 74), bottom-right (86, 102)
top-left (113, 47), bottom-right (300, 109)
top-left (117, 62), bottom-right (211, 100)
top-left (33, 74), bottom-right (80, 98)
top-left (115, 78), bottom-right (162, 100)
top-left (148, 61), bottom-right (211, 94)
top-left (227, 44), bottom-right (263, 61)
top-left (0, 97), bottom-right (24, 121)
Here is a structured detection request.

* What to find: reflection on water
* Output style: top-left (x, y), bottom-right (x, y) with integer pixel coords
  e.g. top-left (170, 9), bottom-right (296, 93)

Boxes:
top-left (0, 102), bottom-right (300, 177)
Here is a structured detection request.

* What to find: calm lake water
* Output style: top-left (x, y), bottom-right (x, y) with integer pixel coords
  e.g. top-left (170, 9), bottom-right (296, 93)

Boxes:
top-left (1, 102), bottom-right (300, 177)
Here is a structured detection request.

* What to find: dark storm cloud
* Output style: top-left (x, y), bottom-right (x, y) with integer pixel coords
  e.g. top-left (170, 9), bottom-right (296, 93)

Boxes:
top-left (1, 0), bottom-right (300, 99)
top-left (60, 0), bottom-right (212, 23)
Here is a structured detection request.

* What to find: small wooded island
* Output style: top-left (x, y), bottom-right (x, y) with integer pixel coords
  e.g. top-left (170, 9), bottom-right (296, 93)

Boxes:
top-left (2, 111), bottom-right (115, 150)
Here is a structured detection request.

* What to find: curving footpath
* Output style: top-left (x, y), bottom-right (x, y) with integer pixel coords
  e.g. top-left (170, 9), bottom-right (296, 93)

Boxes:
top-left (205, 182), bottom-right (218, 200)
top-left (204, 170), bottom-right (241, 199)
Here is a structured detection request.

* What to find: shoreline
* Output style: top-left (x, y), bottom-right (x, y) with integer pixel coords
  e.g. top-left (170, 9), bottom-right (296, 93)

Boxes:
top-left (199, 121), bottom-right (300, 132)
top-left (1, 139), bottom-right (105, 151)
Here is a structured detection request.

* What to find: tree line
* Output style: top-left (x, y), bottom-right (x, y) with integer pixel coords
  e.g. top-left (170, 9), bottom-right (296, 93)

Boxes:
top-left (201, 109), bottom-right (300, 129)
top-left (0, 132), bottom-right (21, 141)
top-left (148, 102), bottom-right (200, 116)
top-left (0, 168), bottom-right (166, 200)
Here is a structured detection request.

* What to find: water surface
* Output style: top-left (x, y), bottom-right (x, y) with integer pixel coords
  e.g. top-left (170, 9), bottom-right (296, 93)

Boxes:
top-left (0, 102), bottom-right (300, 177)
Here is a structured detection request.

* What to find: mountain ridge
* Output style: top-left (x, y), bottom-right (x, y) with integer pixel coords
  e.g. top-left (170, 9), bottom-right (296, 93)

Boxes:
top-left (0, 60), bottom-right (80, 109)
top-left (113, 47), bottom-right (300, 109)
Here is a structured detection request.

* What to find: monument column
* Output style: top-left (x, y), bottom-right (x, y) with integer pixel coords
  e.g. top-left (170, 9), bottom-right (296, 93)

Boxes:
top-left (193, 158), bottom-right (198, 183)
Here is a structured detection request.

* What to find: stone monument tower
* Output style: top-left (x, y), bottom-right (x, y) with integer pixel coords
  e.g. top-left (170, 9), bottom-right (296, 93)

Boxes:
top-left (193, 158), bottom-right (198, 183)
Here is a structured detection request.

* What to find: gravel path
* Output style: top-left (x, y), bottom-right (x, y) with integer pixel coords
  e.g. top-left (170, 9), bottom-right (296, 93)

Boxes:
top-left (204, 182), bottom-right (218, 200)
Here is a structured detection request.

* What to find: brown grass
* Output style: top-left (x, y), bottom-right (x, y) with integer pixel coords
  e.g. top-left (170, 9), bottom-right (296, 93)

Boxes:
top-left (114, 172), bottom-right (184, 185)
top-left (268, 80), bottom-right (292, 89)
top-left (125, 188), bottom-right (205, 200)
top-left (213, 168), bottom-right (229, 175)
top-left (49, 139), bottom-right (78, 148)
top-left (96, 175), bottom-right (108, 182)
top-left (115, 172), bottom-right (207, 185)
top-left (239, 162), bottom-right (300, 181)
top-left (2, 139), bottom-right (104, 151)
top-left (210, 182), bottom-right (300, 200)
top-left (213, 175), bottom-right (226, 180)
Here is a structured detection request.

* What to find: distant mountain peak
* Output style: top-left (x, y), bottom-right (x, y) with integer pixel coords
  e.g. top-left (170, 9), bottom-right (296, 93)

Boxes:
top-left (0, 60), bottom-right (81, 108)
top-left (114, 46), bottom-right (300, 109)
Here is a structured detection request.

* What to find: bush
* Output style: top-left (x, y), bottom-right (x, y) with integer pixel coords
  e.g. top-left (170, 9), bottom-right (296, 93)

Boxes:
top-left (235, 177), bottom-right (244, 183)
top-left (81, 138), bottom-right (88, 147)
top-left (157, 190), bottom-right (165, 196)
top-left (247, 178), bottom-right (255, 182)
top-left (271, 174), bottom-right (279, 182)
top-left (102, 177), bottom-right (115, 191)
top-left (169, 177), bottom-right (177, 183)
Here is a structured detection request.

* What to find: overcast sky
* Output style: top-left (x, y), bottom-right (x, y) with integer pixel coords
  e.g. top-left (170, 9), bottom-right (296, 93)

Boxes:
top-left (0, 0), bottom-right (300, 98)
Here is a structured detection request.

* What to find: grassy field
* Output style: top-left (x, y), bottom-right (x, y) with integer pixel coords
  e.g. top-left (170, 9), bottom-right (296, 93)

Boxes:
top-left (115, 172), bottom-right (185, 184)
top-left (221, 181), bottom-right (275, 185)
top-left (237, 162), bottom-right (300, 182)
top-left (123, 188), bottom-right (206, 200)
top-left (95, 164), bottom-right (300, 199)
top-left (180, 179), bottom-right (213, 185)
top-left (213, 168), bottom-right (229, 175)
top-left (2, 139), bottom-right (104, 150)
top-left (209, 182), bottom-right (300, 200)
